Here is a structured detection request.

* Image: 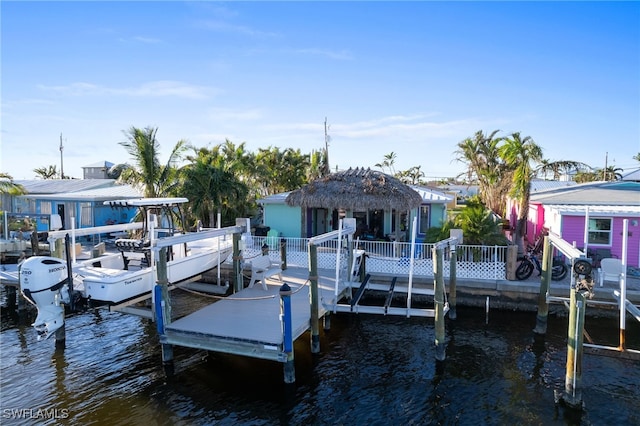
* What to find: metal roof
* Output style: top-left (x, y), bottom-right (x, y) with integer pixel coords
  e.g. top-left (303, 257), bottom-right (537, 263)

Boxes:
top-left (14, 179), bottom-right (117, 194)
top-left (18, 184), bottom-right (142, 201)
top-left (530, 179), bottom-right (577, 193)
top-left (530, 181), bottom-right (640, 206)
top-left (409, 185), bottom-right (454, 203)
top-left (82, 161), bottom-right (115, 169)
top-left (545, 204), bottom-right (640, 217)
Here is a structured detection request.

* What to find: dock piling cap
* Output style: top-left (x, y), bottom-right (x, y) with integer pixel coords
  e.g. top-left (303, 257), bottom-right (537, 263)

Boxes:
top-left (279, 283), bottom-right (292, 296)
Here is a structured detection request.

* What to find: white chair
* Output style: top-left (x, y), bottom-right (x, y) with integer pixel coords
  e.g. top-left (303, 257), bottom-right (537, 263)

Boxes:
top-left (598, 258), bottom-right (624, 287)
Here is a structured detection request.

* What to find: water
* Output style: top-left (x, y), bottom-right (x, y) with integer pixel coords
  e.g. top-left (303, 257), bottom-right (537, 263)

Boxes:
top-left (1, 289), bottom-right (639, 426)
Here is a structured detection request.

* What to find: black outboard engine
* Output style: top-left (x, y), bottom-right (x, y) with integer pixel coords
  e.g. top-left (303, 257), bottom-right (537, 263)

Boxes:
top-left (20, 256), bottom-right (71, 340)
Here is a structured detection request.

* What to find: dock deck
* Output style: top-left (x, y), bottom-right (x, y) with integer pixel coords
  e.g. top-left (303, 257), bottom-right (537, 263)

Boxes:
top-left (162, 267), bottom-right (350, 362)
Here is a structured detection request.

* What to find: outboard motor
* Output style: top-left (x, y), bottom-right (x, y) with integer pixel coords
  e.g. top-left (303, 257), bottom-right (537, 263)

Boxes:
top-left (19, 256), bottom-right (71, 340)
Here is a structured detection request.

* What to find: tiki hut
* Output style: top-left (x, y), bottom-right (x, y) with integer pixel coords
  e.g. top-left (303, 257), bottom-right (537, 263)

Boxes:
top-left (285, 167), bottom-right (422, 211)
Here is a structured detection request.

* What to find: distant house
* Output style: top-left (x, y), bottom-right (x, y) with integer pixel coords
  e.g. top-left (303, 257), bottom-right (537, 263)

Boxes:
top-left (525, 181), bottom-right (640, 268)
top-left (257, 184), bottom-right (453, 240)
top-left (506, 179), bottom-right (578, 241)
top-left (1, 179), bottom-right (141, 235)
top-left (82, 161), bottom-right (114, 179)
top-left (622, 167), bottom-right (640, 182)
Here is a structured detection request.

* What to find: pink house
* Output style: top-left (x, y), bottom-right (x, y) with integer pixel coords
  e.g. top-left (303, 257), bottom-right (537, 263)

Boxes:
top-left (524, 181), bottom-right (640, 268)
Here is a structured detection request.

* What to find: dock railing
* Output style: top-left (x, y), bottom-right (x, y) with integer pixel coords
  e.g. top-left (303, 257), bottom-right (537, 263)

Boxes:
top-left (246, 236), bottom-right (508, 281)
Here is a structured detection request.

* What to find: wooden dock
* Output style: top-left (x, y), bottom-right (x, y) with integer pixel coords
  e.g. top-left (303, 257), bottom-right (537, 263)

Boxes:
top-left (162, 267), bottom-right (351, 362)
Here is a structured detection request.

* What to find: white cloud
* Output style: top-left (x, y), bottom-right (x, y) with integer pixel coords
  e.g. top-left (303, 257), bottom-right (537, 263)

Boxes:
top-left (37, 81), bottom-right (218, 99)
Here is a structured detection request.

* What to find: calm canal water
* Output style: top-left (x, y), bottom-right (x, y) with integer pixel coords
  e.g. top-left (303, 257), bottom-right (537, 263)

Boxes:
top-left (1, 289), bottom-right (639, 426)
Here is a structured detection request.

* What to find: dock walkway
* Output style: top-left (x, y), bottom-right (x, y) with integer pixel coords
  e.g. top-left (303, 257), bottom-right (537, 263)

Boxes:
top-left (162, 267), bottom-right (348, 362)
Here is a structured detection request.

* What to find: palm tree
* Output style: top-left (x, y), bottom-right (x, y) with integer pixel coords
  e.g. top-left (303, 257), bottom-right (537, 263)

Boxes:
top-left (600, 165), bottom-right (623, 181)
top-left (33, 165), bottom-right (59, 179)
top-left (117, 126), bottom-right (187, 198)
top-left (498, 132), bottom-right (543, 250)
top-left (0, 173), bottom-right (26, 196)
top-left (180, 148), bottom-right (249, 227)
top-left (536, 159), bottom-right (591, 180)
top-left (375, 152), bottom-right (397, 175)
top-left (454, 130), bottom-right (511, 217)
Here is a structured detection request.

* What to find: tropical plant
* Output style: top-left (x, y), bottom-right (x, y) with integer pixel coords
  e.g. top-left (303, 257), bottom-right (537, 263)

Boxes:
top-left (498, 132), bottom-right (543, 250)
top-left (396, 165), bottom-right (427, 185)
top-left (117, 126), bottom-right (188, 198)
top-left (536, 159), bottom-right (591, 180)
top-left (33, 165), bottom-right (59, 179)
top-left (599, 165), bottom-right (623, 181)
top-left (179, 147), bottom-right (249, 227)
top-left (0, 173), bottom-right (26, 200)
top-left (454, 130), bottom-right (511, 217)
top-left (375, 152), bottom-right (397, 175)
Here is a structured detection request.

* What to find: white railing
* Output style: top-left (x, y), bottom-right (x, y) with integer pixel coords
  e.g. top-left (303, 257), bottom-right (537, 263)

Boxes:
top-left (246, 236), bottom-right (508, 281)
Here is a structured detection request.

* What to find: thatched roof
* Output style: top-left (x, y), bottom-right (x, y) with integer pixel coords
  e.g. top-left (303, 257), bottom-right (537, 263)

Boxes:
top-left (285, 167), bottom-right (423, 211)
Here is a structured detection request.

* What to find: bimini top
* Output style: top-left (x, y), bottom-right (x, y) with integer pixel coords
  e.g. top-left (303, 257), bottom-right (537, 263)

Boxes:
top-left (104, 197), bottom-right (189, 208)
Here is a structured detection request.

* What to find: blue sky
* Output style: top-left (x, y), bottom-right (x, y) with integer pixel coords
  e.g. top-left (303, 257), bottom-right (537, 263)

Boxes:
top-left (2, 1), bottom-right (639, 181)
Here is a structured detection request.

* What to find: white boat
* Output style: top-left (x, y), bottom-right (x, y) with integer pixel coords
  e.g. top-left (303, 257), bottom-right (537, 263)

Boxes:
top-left (80, 197), bottom-right (233, 303)
top-left (20, 198), bottom-right (234, 338)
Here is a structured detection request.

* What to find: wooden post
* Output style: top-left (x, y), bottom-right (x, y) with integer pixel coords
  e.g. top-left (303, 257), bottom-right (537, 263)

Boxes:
top-left (434, 247), bottom-right (446, 361)
top-left (360, 249), bottom-right (366, 283)
top-left (534, 236), bottom-right (552, 335)
top-left (52, 238), bottom-right (64, 259)
top-left (233, 233), bottom-right (243, 293)
top-left (308, 243), bottom-right (320, 354)
top-left (155, 247), bottom-right (174, 375)
top-left (280, 238), bottom-right (287, 270)
top-left (280, 283), bottom-right (295, 383)
top-left (557, 287), bottom-right (586, 410)
top-left (448, 245), bottom-right (457, 320)
top-left (506, 245), bottom-right (518, 280)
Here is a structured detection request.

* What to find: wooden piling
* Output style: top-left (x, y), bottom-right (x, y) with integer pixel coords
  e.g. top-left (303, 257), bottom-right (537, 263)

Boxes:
top-left (308, 243), bottom-right (320, 354)
top-left (534, 236), bottom-right (552, 335)
top-left (448, 246), bottom-right (457, 320)
top-left (156, 247), bottom-right (174, 375)
top-left (280, 239), bottom-right (287, 270)
top-left (233, 233), bottom-right (243, 293)
top-left (280, 283), bottom-right (295, 383)
top-left (560, 287), bottom-right (586, 410)
top-left (434, 247), bottom-right (446, 361)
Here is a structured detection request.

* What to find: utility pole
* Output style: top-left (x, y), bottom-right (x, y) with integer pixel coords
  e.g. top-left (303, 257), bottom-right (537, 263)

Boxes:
top-left (324, 117), bottom-right (331, 175)
top-left (604, 151), bottom-right (608, 181)
top-left (60, 133), bottom-right (65, 179)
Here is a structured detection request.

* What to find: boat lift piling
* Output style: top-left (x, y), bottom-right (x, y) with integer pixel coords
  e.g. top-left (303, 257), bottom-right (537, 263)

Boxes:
top-left (280, 283), bottom-right (295, 383)
top-left (308, 243), bottom-right (321, 354)
top-left (534, 236), bottom-right (553, 335)
top-left (433, 246), bottom-right (446, 361)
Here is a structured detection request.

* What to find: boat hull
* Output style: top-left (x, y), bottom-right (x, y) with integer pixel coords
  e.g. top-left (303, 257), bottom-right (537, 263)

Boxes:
top-left (79, 245), bottom-right (232, 304)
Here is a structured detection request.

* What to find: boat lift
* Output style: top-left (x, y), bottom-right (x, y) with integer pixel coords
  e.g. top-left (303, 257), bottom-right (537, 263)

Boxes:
top-left (328, 217), bottom-right (460, 319)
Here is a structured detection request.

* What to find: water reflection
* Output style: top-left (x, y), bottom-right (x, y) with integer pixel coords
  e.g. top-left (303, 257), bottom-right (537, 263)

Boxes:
top-left (1, 293), bottom-right (639, 425)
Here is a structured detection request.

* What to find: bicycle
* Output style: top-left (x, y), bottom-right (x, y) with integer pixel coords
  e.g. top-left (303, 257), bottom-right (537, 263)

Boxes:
top-left (516, 247), bottom-right (568, 281)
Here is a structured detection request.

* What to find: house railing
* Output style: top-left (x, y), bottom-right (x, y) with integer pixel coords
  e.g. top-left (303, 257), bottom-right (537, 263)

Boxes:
top-left (244, 236), bottom-right (508, 281)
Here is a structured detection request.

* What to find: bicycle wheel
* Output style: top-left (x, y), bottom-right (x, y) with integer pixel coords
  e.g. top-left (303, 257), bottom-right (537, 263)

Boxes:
top-left (516, 260), bottom-right (534, 280)
top-left (551, 263), bottom-right (568, 281)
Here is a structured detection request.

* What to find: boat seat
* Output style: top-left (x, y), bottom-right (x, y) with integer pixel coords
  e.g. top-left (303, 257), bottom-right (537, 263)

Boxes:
top-left (115, 239), bottom-right (150, 269)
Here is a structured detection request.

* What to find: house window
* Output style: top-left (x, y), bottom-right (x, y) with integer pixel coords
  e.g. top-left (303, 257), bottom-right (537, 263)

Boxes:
top-left (419, 205), bottom-right (430, 234)
top-left (40, 201), bottom-right (52, 215)
top-left (588, 217), bottom-right (612, 245)
top-left (80, 203), bottom-right (93, 227)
